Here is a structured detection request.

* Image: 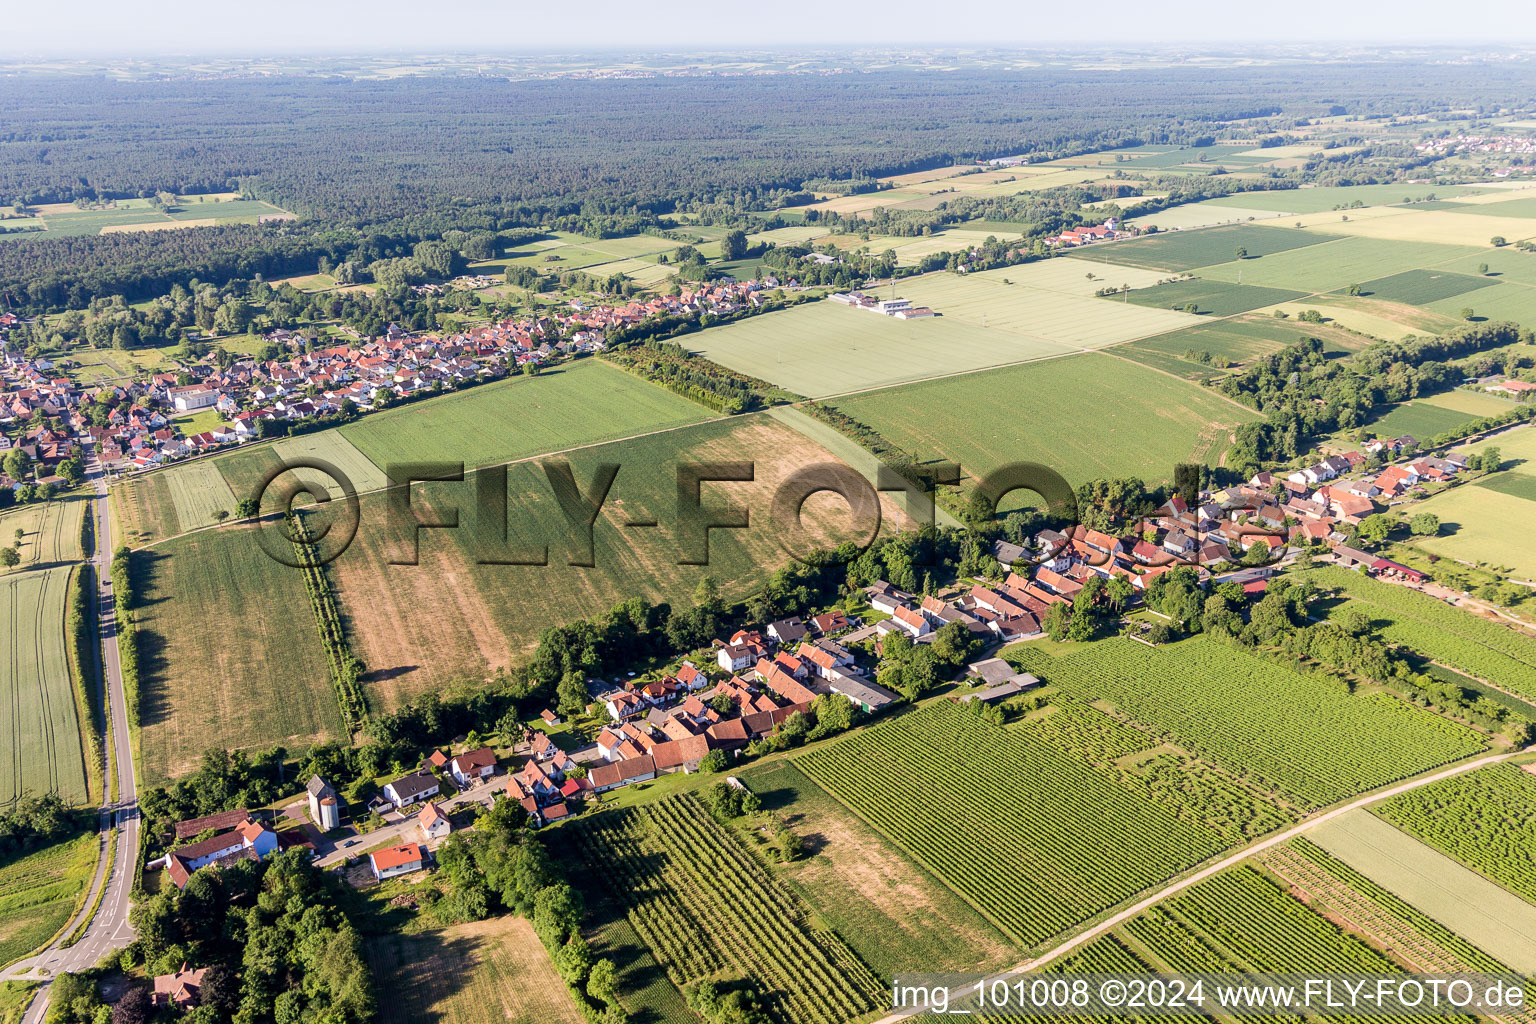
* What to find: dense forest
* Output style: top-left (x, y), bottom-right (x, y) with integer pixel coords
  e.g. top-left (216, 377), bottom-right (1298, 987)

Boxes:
top-left (3, 63), bottom-right (1535, 312)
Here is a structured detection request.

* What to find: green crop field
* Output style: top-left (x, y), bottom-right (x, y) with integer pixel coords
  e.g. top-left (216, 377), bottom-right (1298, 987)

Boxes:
top-left (1123, 278), bottom-right (1306, 315)
top-left (1376, 763), bottom-right (1536, 905)
top-left (558, 794), bottom-right (886, 1024)
top-left (1426, 281), bottom-right (1536, 329)
top-left (1199, 236), bottom-right (1483, 294)
top-left (688, 299), bottom-right (1078, 398)
top-left (795, 701), bottom-right (1226, 947)
top-left (734, 760), bottom-right (1018, 977)
top-left (164, 458), bottom-right (239, 530)
top-left (0, 568), bottom-right (87, 809)
top-left (329, 413), bottom-right (897, 704)
top-left (1348, 399), bottom-right (1497, 443)
top-left (0, 499), bottom-right (84, 574)
top-left (1303, 809), bottom-right (1536, 973)
top-left (133, 527), bottom-right (341, 782)
top-left (1127, 866), bottom-right (1415, 977)
top-left (0, 833), bottom-right (97, 966)
top-left (339, 361), bottom-right (713, 471)
top-left (828, 353), bottom-right (1260, 494)
top-left (1355, 268), bottom-right (1492, 304)
top-left (1297, 566), bottom-right (1536, 700)
top-left (1119, 314), bottom-right (1368, 380)
top-left (1073, 224), bottom-right (1343, 272)
top-left (1478, 473), bottom-right (1536, 500)
top-left (1018, 636), bottom-right (1484, 809)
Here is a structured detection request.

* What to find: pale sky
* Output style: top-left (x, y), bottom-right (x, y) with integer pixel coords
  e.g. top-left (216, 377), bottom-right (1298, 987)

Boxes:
top-left (3, 0), bottom-right (1535, 56)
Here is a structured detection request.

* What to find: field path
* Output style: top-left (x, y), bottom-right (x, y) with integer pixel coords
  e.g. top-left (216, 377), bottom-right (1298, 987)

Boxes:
top-left (3, 440), bottom-right (141, 1024)
top-left (866, 745), bottom-right (1527, 1024)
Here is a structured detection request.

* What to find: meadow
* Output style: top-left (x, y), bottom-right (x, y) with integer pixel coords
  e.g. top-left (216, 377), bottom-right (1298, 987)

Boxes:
top-left (366, 916), bottom-right (584, 1024)
top-left (163, 459), bottom-right (239, 531)
top-left (1263, 295), bottom-right (1462, 340)
top-left (1304, 809), bottom-right (1536, 973)
top-left (0, 567), bottom-right (87, 809)
top-left (735, 760), bottom-right (1018, 977)
top-left (0, 833), bottom-right (97, 967)
top-left (795, 701), bottom-right (1226, 947)
top-left (828, 352), bottom-right (1260, 493)
top-left (1376, 763), bottom-right (1536, 904)
top-left (969, 257), bottom-right (1170, 295)
top-left (1023, 636), bottom-right (1485, 809)
top-left (133, 526), bottom-right (341, 782)
top-left (1344, 393), bottom-right (1513, 443)
top-left (1354, 267), bottom-right (1492, 304)
top-left (327, 414), bottom-right (909, 703)
top-left (559, 794), bottom-right (886, 1024)
top-left (1126, 202), bottom-right (1286, 231)
top-left (1073, 223), bottom-right (1342, 272)
top-left (1426, 280), bottom-right (1536, 329)
top-left (0, 196), bottom-right (290, 240)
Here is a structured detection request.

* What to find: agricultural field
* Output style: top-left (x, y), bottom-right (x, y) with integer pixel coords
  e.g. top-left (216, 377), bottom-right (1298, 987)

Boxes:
top-left (1126, 865), bottom-right (1415, 977)
top-left (1019, 636), bottom-right (1485, 809)
top-left (1354, 267), bottom-right (1492, 304)
top-left (112, 472), bottom-right (181, 547)
top-left (1341, 390), bottom-right (1516, 444)
top-left (0, 498), bottom-right (84, 573)
top-left (1125, 201), bottom-right (1287, 231)
top-left (1200, 236), bottom-right (1483, 294)
top-left (969, 257), bottom-right (1170, 295)
top-left (0, 567), bottom-right (88, 808)
top-left (559, 794), bottom-right (886, 1024)
top-left (1072, 223), bottom-right (1343, 273)
top-left (1263, 295), bottom-right (1463, 340)
top-left (0, 832), bottom-right (97, 967)
top-left (896, 273), bottom-right (1196, 348)
top-left (1301, 809), bottom-right (1536, 973)
top-left (1316, 208), bottom-right (1536, 248)
top-left (688, 298), bottom-right (1077, 398)
top-left (1119, 313), bottom-right (1368, 380)
top-left (0, 196), bottom-right (291, 240)
top-left (1407, 426), bottom-right (1536, 577)
top-left (132, 526), bottom-right (341, 782)
top-left (829, 353), bottom-right (1260, 495)
top-left (1199, 184), bottom-right (1494, 215)
top-left (163, 458), bottom-right (239, 531)
top-left (328, 414), bottom-right (912, 704)
top-left (795, 701), bottom-right (1226, 947)
top-left (366, 916), bottom-right (584, 1024)
top-left (1123, 278), bottom-right (1305, 316)
top-left (1425, 280), bottom-right (1536, 329)
top-left (339, 361), bottom-right (713, 471)
top-left (735, 760), bottom-right (1018, 977)
top-left (1375, 762), bottom-right (1536, 903)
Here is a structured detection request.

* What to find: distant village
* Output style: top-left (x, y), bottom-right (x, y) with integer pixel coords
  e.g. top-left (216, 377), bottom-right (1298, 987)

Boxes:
top-left (0, 278), bottom-right (780, 484)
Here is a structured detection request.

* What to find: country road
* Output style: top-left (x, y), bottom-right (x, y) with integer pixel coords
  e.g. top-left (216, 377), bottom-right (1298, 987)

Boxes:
top-left (868, 746), bottom-right (1527, 1024)
top-left (3, 442), bottom-right (140, 1021)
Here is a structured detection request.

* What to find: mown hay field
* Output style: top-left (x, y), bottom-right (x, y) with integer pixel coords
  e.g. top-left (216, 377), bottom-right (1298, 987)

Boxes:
top-left (0, 567), bottom-right (86, 809)
top-left (133, 526), bottom-right (341, 782)
top-left (366, 916), bottom-right (584, 1024)
top-left (1406, 426), bottom-right (1536, 577)
top-left (828, 352), bottom-right (1260, 493)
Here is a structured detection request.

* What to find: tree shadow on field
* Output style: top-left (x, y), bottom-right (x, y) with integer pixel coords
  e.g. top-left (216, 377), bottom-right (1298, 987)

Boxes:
top-left (366, 664), bottom-right (419, 683)
top-left (128, 548), bottom-right (172, 609)
top-left (136, 625), bottom-right (173, 727)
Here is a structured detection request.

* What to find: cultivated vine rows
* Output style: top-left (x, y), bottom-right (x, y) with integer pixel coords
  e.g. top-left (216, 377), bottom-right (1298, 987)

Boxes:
top-left (1297, 566), bottom-right (1536, 700)
top-left (564, 794), bottom-right (884, 1024)
top-left (795, 702), bottom-right (1223, 946)
top-left (1376, 763), bottom-right (1536, 902)
top-left (1037, 637), bottom-right (1483, 808)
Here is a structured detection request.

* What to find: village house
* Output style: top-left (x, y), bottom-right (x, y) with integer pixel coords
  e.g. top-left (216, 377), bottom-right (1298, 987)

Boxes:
top-left (370, 842), bottom-right (428, 881)
top-left (449, 747), bottom-right (498, 788)
top-left (418, 802), bottom-right (452, 841)
top-left (153, 964), bottom-right (209, 1010)
top-left (383, 769), bottom-right (440, 809)
top-left (161, 817), bottom-right (278, 889)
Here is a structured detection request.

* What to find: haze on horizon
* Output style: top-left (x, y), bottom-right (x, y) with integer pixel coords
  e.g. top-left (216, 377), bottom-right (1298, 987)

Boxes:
top-left (3, 0), bottom-right (1535, 59)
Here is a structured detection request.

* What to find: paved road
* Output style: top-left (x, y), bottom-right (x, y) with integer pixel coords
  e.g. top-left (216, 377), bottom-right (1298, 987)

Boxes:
top-left (2, 446), bottom-right (140, 1020)
top-left (868, 746), bottom-right (1527, 1024)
